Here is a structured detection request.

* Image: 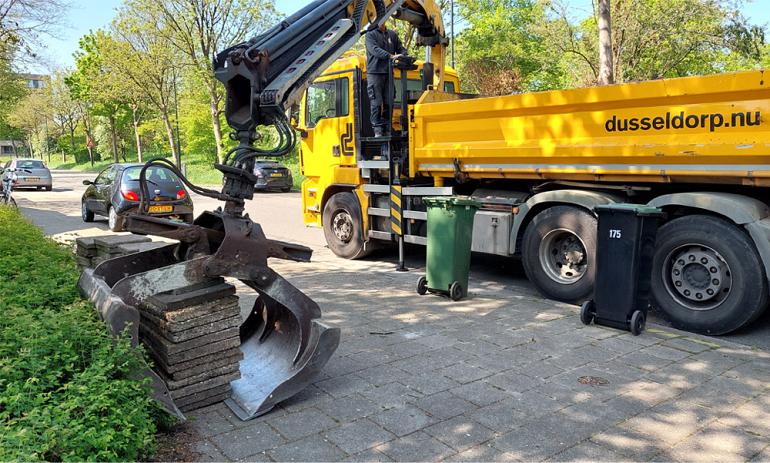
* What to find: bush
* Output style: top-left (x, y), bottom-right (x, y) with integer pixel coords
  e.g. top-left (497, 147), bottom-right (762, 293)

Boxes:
top-left (0, 207), bottom-right (161, 461)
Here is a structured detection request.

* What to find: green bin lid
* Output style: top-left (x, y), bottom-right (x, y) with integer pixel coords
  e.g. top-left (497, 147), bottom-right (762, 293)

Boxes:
top-left (423, 196), bottom-right (480, 208)
top-left (594, 203), bottom-right (665, 217)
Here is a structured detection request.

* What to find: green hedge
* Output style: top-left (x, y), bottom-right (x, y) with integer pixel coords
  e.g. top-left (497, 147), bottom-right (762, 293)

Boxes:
top-left (0, 207), bottom-right (162, 461)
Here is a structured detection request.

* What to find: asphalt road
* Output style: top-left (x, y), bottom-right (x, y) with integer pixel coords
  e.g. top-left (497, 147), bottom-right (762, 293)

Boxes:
top-left (13, 169), bottom-right (770, 351)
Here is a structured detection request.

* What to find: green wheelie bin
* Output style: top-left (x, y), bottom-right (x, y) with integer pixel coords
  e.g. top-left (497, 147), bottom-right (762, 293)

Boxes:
top-left (417, 196), bottom-right (480, 301)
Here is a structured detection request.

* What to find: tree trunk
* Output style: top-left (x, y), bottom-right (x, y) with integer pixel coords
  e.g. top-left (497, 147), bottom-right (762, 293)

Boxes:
top-left (597, 0), bottom-right (614, 85)
top-left (109, 114), bottom-right (119, 163)
top-left (132, 106), bottom-right (143, 163)
top-left (208, 89), bottom-right (224, 164)
top-left (161, 110), bottom-right (180, 168)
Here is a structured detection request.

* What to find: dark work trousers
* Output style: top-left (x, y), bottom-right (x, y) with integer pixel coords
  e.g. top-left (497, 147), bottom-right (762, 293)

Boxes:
top-left (367, 73), bottom-right (394, 133)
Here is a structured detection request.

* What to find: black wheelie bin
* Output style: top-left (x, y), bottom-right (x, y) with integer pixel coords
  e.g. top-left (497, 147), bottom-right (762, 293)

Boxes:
top-left (580, 204), bottom-right (665, 335)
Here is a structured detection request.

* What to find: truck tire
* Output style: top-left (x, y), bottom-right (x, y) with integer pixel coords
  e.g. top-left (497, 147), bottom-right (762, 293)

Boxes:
top-left (651, 215), bottom-right (768, 335)
top-left (521, 205), bottom-right (596, 303)
top-left (323, 191), bottom-right (370, 259)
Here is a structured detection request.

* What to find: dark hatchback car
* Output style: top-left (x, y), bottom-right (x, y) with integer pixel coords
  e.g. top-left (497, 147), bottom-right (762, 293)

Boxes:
top-left (254, 160), bottom-right (292, 192)
top-left (81, 163), bottom-right (194, 232)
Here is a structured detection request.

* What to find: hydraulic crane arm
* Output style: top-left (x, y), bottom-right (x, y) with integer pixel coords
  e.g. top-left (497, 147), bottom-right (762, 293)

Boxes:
top-left (214, 0), bottom-right (447, 134)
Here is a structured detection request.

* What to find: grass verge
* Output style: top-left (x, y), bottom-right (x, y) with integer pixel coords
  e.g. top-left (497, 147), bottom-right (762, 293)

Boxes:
top-left (0, 207), bottom-right (163, 461)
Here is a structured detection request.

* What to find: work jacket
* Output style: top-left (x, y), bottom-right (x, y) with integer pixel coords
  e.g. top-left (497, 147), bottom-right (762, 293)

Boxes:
top-left (365, 28), bottom-right (407, 75)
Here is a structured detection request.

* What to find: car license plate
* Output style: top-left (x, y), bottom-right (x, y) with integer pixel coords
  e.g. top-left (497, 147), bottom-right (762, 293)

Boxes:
top-left (148, 205), bottom-right (173, 213)
top-left (26, 177), bottom-right (40, 181)
top-left (270, 172), bottom-right (283, 177)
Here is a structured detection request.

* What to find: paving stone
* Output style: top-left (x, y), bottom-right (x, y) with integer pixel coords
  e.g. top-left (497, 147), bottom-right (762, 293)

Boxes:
top-left (617, 401), bottom-right (717, 447)
top-left (618, 350), bottom-right (672, 372)
top-left (343, 448), bottom-right (393, 462)
top-left (210, 422), bottom-right (286, 460)
top-left (485, 371), bottom-right (543, 393)
top-left (191, 439), bottom-right (229, 462)
top-left (661, 337), bottom-right (714, 354)
top-left (450, 381), bottom-right (511, 407)
top-left (324, 419), bottom-right (396, 454)
top-left (424, 415), bottom-right (495, 452)
top-left (590, 426), bottom-right (667, 461)
top-left (412, 390), bottom-right (479, 420)
top-left (316, 373), bottom-right (375, 399)
top-left (414, 333), bottom-right (458, 349)
top-left (517, 360), bottom-right (566, 380)
top-left (595, 336), bottom-right (647, 356)
top-left (665, 421), bottom-right (768, 463)
top-left (268, 407), bottom-right (337, 440)
top-left (189, 407), bottom-right (236, 437)
top-left (360, 382), bottom-right (422, 409)
top-left (490, 413), bottom-right (593, 460)
top-left (438, 362), bottom-right (494, 384)
top-left (317, 393), bottom-right (383, 422)
top-left (443, 443), bottom-right (515, 461)
top-left (548, 440), bottom-right (631, 462)
top-left (374, 431), bottom-right (455, 461)
top-left (267, 434), bottom-right (347, 462)
top-left (466, 398), bottom-right (527, 432)
top-left (642, 344), bottom-right (692, 362)
top-left (370, 405), bottom-right (435, 437)
top-left (354, 364), bottom-right (410, 387)
top-left (399, 371), bottom-right (460, 395)
top-left (507, 390), bottom-right (568, 416)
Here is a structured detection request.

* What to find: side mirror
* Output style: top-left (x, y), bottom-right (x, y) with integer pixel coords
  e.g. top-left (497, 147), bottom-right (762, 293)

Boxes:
top-left (82, 180), bottom-right (93, 186)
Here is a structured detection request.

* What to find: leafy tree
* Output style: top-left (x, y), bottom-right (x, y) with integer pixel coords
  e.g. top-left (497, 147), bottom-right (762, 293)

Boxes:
top-left (544, 0), bottom-right (765, 85)
top-left (454, 0), bottom-right (567, 94)
top-left (7, 88), bottom-right (52, 158)
top-left (110, 11), bottom-right (183, 166)
top-left (47, 70), bottom-right (81, 161)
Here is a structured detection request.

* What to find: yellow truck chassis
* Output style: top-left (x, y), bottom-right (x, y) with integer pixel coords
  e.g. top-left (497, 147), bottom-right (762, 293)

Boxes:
top-left (299, 57), bottom-right (770, 336)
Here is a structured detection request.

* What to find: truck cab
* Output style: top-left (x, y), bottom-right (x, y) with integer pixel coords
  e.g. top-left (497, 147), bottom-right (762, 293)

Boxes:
top-left (298, 52), bottom-right (459, 236)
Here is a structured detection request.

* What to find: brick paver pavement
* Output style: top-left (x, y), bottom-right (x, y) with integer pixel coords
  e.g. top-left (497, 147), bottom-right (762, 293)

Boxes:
top-left (168, 248), bottom-right (770, 462)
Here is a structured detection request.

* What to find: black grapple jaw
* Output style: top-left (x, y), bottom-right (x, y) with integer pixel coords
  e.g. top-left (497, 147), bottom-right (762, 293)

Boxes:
top-left (79, 209), bottom-right (340, 420)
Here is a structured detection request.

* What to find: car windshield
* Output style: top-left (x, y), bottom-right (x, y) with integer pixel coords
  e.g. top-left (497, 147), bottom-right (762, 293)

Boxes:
top-left (122, 166), bottom-right (181, 185)
top-left (17, 160), bottom-right (44, 169)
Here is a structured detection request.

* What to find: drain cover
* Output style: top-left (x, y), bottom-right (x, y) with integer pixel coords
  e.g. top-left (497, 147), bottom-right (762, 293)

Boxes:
top-left (578, 375), bottom-right (609, 386)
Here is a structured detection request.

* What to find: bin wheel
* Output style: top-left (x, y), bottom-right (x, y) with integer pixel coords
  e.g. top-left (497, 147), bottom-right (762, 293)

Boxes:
top-left (630, 310), bottom-right (646, 336)
top-left (417, 277), bottom-right (428, 295)
top-left (580, 301), bottom-right (595, 325)
top-left (449, 282), bottom-right (464, 301)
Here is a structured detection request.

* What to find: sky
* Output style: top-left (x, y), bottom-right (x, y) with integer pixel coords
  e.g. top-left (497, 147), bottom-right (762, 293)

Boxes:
top-left (37, 0), bottom-right (770, 72)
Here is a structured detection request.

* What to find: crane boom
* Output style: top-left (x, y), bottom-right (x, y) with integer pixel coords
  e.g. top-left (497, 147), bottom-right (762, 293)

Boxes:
top-left (214, 0), bottom-right (447, 134)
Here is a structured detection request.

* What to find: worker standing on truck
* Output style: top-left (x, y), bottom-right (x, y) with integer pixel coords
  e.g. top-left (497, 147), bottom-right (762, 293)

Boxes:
top-left (365, 23), bottom-right (407, 137)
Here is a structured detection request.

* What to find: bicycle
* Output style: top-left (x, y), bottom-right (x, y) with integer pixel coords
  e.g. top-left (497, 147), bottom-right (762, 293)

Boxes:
top-left (0, 167), bottom-right (31, 208)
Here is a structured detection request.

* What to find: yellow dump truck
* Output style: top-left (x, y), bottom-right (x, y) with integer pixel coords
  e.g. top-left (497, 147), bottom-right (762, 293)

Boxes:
top-left (299, 56), bottom-right (770, 335)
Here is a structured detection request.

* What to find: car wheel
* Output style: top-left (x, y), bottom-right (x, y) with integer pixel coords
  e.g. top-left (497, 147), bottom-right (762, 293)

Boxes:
top-left (322, 191), bottom-right (370, 259)
top-left (81, 200), bottom-right (94, 222)
top-left (651, 215), bottom-right (768, 335)
top-left (108, 206), bottom-right (122, 232)
top-left (521, 205), bottom-right (597, 304)
top-left (44, 186), bottom-right (52, 191)
top-left (281, 186), bottom-right (291, 193)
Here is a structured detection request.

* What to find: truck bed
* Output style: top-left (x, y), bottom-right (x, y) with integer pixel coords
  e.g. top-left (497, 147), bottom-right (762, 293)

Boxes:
top-left (409, 70), bottom-right (770, 186)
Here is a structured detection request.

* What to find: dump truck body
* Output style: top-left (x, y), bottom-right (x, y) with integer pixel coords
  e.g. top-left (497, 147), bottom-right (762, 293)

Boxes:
top-left (300, 61), bottom-right (770, 335)
top-left (410, 71), bottom-right (770, 185)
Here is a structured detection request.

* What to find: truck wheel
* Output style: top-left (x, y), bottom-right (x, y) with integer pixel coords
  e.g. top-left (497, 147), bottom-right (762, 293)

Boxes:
top-left (651, 215), bottom-right (768, 335)
top-left (521, 205), bottom-right (597, 304)
top-left (323, 191), bottom-right (369, 259)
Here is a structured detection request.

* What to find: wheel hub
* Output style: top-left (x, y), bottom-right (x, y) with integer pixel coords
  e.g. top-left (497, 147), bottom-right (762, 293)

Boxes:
top-left (666, 245), bottom-right (732, 310)
top-left (539, 229), bottom-right (588, 284)
top-left (332, 211), bottom-right (353, 243)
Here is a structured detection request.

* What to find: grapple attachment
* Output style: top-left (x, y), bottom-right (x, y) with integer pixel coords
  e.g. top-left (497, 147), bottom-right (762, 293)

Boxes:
top-left (77, 210), bottom-right (340, 420)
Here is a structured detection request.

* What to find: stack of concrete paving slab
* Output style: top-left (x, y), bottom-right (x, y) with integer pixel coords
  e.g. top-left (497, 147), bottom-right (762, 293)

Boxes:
top-left (75, 235), bottom-right (168, 269)
top-left (138, 279), bottom-right (244, 412)
top-left (92, 235), bottom-right (153, 267)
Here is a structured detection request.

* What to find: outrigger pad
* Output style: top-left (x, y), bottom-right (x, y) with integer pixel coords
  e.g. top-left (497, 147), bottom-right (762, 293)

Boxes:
top-left (77, 217), bottom-right (341, 420)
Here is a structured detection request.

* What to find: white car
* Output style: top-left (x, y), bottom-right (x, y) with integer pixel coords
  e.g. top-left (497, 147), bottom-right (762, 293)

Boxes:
top-left (2, 159), bottom-right (52, 191)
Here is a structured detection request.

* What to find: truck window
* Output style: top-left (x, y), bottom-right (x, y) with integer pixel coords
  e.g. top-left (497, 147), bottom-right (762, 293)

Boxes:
top-left (306, 77), bottom-right (349, 127)
top-left (394, 79), bottom-right (425, 104)
top-left (444, 81), bottom-right (455, 93)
